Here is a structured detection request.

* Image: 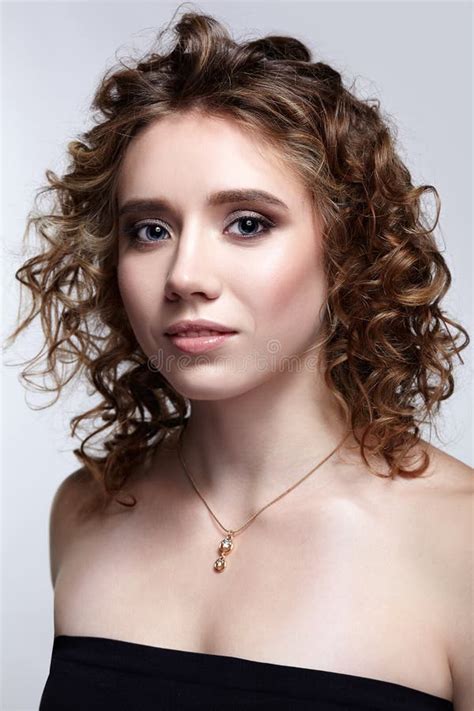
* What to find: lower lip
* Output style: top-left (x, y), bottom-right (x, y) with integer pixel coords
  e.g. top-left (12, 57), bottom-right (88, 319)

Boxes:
top-left (166, 332), bottom-right (237, 354)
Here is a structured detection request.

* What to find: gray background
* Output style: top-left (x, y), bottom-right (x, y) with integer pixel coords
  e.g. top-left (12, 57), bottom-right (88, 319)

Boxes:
top-left (1, 1), bottom-right (472, 708)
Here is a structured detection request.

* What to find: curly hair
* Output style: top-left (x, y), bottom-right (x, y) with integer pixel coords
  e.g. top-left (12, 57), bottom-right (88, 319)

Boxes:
top-left (4, 6), bottom-right (470, 510)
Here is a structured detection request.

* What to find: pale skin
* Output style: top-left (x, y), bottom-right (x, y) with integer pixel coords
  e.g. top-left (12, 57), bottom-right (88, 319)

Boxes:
top-left (50, 111), bottom-right (473, 709)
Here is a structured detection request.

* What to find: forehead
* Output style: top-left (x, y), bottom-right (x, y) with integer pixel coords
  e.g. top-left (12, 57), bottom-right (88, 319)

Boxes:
top-left (116, 111), bottom-right (310, 211)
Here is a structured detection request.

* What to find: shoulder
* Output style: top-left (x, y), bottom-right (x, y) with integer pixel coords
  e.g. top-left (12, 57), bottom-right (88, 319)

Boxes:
top-left (50, 466), bottom-right (104, 522)
top-left (421, 442), bottom-right (473, 710)
top-left (49, 467), bottom-right (103, 589)
top-left (415, 441), bottom-right (472, 564)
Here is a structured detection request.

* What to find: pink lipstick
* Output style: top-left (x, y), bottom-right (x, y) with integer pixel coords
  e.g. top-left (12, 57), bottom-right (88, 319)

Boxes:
top-left (166, 330), bottom-right (237, 354)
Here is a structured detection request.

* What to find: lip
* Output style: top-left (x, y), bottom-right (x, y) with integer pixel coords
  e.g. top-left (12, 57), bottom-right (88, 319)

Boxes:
top-left (164, 319), bottom-right (237, 335)
top-left (166, 332), bottom-right (237, 354)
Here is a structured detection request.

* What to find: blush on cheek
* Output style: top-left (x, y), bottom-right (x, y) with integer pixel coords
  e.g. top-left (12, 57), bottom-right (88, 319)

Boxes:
top-left (116, 268), bottom-right (157, 356)
top-left (268, 259), bottom-right (326, 337)
top-left (117, 262), bottom-right (155, 311)
top-left (117, 278), bottom-right (141, 328)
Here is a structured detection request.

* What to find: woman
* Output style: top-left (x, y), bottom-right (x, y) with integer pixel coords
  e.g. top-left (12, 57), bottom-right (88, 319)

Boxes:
top-left (6, 7), bottom-right (471, 710)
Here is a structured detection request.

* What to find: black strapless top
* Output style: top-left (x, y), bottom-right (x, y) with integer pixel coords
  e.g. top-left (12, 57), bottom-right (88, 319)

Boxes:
top-left (39, 635), bottom-right (454, 710)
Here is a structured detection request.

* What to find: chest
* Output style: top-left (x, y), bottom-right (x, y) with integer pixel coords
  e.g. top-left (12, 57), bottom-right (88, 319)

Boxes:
top-left (53, 489), bottom-right (453, 701)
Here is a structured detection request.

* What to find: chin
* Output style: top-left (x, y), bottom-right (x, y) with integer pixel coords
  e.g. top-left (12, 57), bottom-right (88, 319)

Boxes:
top-left (163, 369), bottom-right (268, 401)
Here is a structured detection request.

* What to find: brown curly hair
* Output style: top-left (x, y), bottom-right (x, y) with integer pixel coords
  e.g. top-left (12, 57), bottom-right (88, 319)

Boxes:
top-left (4, 6), bottom-right (470, 510)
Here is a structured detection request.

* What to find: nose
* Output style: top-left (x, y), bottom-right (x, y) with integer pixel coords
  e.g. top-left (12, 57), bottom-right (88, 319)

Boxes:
top-left (164, 226), bottom-right (221, 302)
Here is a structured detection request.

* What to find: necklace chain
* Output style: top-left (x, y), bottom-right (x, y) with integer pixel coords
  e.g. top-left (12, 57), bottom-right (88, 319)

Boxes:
top-left (176, 427), bottom-right (352, 572)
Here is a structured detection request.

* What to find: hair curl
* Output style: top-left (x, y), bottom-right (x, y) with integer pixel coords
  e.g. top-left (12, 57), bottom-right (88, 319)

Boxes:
top-left (4, 6), bottom-right (470, 510)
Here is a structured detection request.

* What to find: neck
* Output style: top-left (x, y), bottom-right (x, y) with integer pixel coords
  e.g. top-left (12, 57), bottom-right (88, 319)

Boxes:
top-left (170, 365), bottom-right (355, 525)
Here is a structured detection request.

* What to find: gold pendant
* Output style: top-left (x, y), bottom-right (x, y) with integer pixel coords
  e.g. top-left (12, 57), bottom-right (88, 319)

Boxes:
top-left (213, 531), bottom-right (234, 572)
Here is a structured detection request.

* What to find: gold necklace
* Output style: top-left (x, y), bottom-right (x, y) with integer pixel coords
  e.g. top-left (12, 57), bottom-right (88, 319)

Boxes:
top-left (176, 428), bottom-right (352, 573)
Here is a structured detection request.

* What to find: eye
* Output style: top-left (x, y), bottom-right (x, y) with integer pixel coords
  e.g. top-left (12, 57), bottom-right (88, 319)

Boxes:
top-left (122, 211), bottom-right (275, 249)
top-left (123, 221), bottom-right (170, 246)
top-left (224, 212), bottom-right (274, 239)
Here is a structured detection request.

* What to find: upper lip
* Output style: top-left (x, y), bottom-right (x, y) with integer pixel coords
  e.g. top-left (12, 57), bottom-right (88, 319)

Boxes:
top-left (165, 319), bottom-right (237, 335)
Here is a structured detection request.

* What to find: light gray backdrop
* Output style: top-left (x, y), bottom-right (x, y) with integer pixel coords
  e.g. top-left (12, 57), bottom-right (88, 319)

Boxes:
top-left (1, 1), bottom-right (472, 709)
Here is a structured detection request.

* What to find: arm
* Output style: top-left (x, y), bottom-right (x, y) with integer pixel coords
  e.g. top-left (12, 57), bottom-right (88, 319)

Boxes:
top-left (448, 468), bottom-right (474, 711)
top-left (48, 467), bottom-right (92, 589)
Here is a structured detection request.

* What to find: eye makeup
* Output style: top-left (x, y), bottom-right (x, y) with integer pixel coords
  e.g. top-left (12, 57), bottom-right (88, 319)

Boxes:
top-left (121, 211), bottom-right (276, 250)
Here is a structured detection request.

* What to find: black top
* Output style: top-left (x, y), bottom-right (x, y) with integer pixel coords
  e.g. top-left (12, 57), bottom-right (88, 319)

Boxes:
top-left (39, 635), bottom-right (454, 710)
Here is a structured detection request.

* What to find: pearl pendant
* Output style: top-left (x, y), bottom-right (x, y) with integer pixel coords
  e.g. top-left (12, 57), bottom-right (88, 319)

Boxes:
top-left (213, 532), bottom-right (234, 572)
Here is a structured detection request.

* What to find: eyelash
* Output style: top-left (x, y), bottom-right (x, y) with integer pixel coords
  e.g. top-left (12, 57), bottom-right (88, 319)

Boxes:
top-left (122, 212), bottom-right (275, 249)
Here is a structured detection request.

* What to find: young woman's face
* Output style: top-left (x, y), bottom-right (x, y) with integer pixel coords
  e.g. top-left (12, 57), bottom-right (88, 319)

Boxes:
top-left (116, 111), bottom-right (327, 399)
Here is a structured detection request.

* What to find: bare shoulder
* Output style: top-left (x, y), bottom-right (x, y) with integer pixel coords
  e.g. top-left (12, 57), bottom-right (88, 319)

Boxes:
top-left (418, 440), bottom-right (473, 560)
top-left (420, 441), bottom-right (473, 710)
top-left (426, 440), bottom-right (473, 485)
top-left (49, 466), bottom-right (103, 589)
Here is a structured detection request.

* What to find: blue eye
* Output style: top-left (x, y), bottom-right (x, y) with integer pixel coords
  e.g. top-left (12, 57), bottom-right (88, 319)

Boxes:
top-left (122, 212), bottom-right (275, 249)
top-left (226, 214), bottom-right (274, 239)
top-left (124, 222), bottom-right (169, 245)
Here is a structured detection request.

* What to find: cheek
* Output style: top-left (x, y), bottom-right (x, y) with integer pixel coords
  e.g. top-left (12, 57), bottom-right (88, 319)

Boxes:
top-left (252, 243), bottom-right (325, 331)
top-left (116, 260), bottom-right (162, 351)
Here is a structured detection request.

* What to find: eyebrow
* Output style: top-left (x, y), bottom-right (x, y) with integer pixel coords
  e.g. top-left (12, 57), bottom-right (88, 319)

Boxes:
top-left (118, 189), bottom-right (289, 218)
